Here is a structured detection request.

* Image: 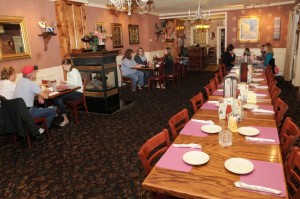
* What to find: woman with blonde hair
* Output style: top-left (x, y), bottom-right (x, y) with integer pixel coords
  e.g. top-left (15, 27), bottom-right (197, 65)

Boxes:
top-left (0, 66), bottom-right (16, 99)
top-left (264, 43), bottom-right (274, 66)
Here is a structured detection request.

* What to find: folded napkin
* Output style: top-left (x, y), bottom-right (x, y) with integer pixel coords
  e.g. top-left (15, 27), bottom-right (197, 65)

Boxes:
top-left (217, 89), bottom-right (223, 91)
top-left (251, 108), bottom-right (274, 114)
top-left (207, 100), bottom-right (219, 104)
top-left (172, 143), bottom-right (202, 149)
top-left (49, 91), bottom-right (60, 96)
top-left (191, 119), bottom-right (215, 125)
top-left (254, 86), bottom-right (268, 89)
top-left (253, 69), bottom-right (263, 72)
top-left (234, 181), bottom-right (281, 195)
top-left (245, 137), bottom-right (275, 143)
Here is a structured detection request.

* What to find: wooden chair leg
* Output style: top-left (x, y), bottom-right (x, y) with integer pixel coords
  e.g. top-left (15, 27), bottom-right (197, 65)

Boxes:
top-left (11, 134), bottom-right (16, 144)
top-left (84, 103), bottom-right (89, 117)
top-left (26, 133), bottom-right (31, 150)
top-left (73, 109), bottom-right (79, 125)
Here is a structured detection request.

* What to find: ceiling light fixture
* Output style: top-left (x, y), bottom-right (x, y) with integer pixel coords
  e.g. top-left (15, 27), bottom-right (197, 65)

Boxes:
top-left (188, 0), bottom-right (210, 22)
top-left (108, 0), bottom-right (149, 16)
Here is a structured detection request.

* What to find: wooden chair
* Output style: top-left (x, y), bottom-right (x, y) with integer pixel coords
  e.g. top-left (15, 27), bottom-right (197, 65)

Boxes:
top-left (138, 129), bottom-right (171, 175)
top-left (215, 71), bottom-right (222, 85)
top-left (164, 62), bottom-right (179, 88)
top-left (64, 78), bottom-right (89, 125)
top-left (271, 86), bottom-right (281, 105)
top-left (279, 117), bottom-right (300, 163)
top-left (210, 78), bottom-right (217, 90)
top-left (274, 98), bottom-right (289, 129)
top-left (284, 146), bottom-right (300, 199)
top-left (204, 81), bottom-right (215, 98)
top-left (218, 63), bottom-right (226, 77)
top-left (148, 62), bottom-right (165, 91)
top-left (168, 108), bottom-right (189, 139)
top-left (190, 92), bottom-right (204, 114)
top-left (153, 56), bottom-right (163, 63)
top-left (118, 65), bottom-right (135, 92)
top-left (268, 78), bottom-right (277, 94)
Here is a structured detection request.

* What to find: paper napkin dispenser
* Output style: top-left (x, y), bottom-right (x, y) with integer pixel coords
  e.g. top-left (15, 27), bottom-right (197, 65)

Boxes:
top-left (224, 76), bottom-right (238, 98)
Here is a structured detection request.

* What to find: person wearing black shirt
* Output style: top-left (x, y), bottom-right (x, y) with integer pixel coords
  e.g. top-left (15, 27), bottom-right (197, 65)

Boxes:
top-left (222, 44), bottom-right (236, 72)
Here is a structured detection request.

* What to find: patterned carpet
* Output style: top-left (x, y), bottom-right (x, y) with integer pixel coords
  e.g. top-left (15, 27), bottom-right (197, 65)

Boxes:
top-left (0, 71), bottom-right (299, 198)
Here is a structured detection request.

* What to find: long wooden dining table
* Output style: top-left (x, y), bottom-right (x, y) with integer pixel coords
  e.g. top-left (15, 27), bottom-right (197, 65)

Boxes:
top-left (142, 69), bottom-right (287, 198)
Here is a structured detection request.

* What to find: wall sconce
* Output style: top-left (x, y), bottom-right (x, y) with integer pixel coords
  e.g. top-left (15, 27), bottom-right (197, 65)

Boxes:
top-left (149, 38), bottom-right (152, 42)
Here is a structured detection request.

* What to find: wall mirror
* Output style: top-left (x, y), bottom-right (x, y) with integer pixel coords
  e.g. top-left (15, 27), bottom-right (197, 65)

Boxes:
top-left (209, 32), bottom-right (215, 40)
top-left (0, 16), bottom-right (31, 61)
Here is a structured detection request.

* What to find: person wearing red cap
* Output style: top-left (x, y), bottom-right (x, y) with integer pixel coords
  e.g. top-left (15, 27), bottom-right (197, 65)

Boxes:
top-left (13, 65), bottom-right (56, 129)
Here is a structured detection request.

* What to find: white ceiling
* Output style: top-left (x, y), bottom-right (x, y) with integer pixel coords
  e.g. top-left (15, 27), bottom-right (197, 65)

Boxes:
top-left (77, 0), bottom-right (295, 17)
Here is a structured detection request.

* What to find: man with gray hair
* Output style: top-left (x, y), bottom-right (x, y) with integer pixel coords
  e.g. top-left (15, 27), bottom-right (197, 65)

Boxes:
top-left (13, 65), bottom-right (56, 129)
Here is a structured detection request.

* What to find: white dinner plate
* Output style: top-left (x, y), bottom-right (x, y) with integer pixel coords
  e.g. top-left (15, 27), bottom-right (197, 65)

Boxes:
top-left (224, 158), bottom-right (254, 174)
top-left (237, 127), bottom-right (260, 136)
top-left (243, 104), bottom-right (259, 110)
top-left (252, 78), bottom-right (264, 82)
top-left (201, 125), bottom-right (222, 134)
top-left (183, 151), bottom-right (209, 165)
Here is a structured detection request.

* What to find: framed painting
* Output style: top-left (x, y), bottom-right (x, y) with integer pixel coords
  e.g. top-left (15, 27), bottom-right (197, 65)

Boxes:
top-left (111, 23), bottom-right (123, 48)
top-left (95, 22), bottom-right (103, 32)
top-left (128, 24), bottom-right (139, 45)
top-left (273, 17), bottom-right (281, 40)
top-left (238, 16), bottom-right (260, 42)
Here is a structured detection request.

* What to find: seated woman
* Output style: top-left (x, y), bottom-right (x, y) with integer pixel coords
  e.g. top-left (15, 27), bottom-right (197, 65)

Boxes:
top-left (222, 44), bottom-right (236, 72)
top-left (242, 48), bottom-right (253, 62)
top-left (54, 59), bottom-right (83, 127)
top-left (0, 66), bottom-right (16, 99)
top-left (164, 47), bottom-right (175, 75)
top-left (264, 43), bottom-right (273, 66)
top-left (134, 47), bottom-right (151, 84)
top-left (121, 49), bottom-right (144, 92)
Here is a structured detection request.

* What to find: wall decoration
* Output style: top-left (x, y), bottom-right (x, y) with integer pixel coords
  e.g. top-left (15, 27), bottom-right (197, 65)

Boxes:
top-left (238, 16), bottom-right (260, 42)
top-left (273, 17), bottom-right (281, 40)
top-left (95, 22), bottom-right (103, 33)
top-left (128, 24), bottom-right (139, 45)
top-left (111, 23), bottom-right (123, 48)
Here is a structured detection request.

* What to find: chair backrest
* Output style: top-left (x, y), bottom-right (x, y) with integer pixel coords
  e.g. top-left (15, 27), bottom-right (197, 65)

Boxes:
top-left (190, 92), bottom-right (204, 114)
top-left (168, 108), bottom-right (189, 139)
top-left (138, 129), bottom-right (171, 175)
top-left (82, 78), bottom-right (87, 103)
top-left (271, 86), bottom-right (281, 105)
top-left (210, 78), bottom-right (217, 90)
top-left (158, 62), bottom-right (165, 76)
top-left (215, 72), bottom-right (222, 84)
top-left (280, 117), bottom-right (300, 162)
top-left (204, 82), bottom-right (215, 97)
top-left (268, 78), bottom-right (277, 93)
top-left (274, 98), bottom-right (289, 128)
top-left (154, 57), bottom-right (163, 62)
top-left (284, 146), bottom-right (300, 199)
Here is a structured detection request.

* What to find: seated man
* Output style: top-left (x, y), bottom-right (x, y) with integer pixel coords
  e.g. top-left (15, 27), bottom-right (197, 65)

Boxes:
top-left (13, 65), bottom-right (56, 129)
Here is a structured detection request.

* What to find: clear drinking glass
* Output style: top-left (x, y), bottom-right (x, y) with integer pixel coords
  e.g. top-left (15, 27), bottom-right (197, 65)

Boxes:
top-left (219, 130), bottom-right (233, 146)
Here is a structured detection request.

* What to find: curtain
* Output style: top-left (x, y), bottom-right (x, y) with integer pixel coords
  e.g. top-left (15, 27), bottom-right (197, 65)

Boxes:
top-left (283, 8), bottom-right (299, 81)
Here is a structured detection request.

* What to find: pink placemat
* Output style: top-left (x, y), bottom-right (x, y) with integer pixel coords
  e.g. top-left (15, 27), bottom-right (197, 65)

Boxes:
top-left (217, 84), bottom-right (223, 89)
top-left (258, 105), bottom-right (274, 111)
top-left (213, 90), bottom-right (223, 96)
top-left (201, 102), bottom-right (219, 110)
top-left (156, 145), bottom-right (200, 172)
top-left (247, 126), bottom-right (279, 144)
top-left (240, 160), bottom-right (286, 197)
top-left (180, 120), bottom-right (209, 137)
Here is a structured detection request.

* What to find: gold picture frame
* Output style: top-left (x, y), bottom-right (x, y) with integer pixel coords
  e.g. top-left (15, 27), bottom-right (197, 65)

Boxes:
top-left (111, 23), bottom-right (123, 48)
top-left (0, 16), bottom-right (32, 61)
top-left (128, 24), bottom-right (139, 45)
top-left (237, 16), bottom-right (260, 43)
top-left (95, 22), bottom-right (103, 32)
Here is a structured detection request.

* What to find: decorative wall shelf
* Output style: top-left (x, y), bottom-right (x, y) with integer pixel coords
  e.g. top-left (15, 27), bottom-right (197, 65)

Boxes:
top-left (38, 32), bottom-right (56, 51)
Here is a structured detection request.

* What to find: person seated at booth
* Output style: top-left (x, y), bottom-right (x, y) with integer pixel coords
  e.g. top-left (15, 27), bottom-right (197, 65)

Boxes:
top-left (121, 49), bottom-right (144, 92)
top-left (13, 65), bottom-right (56, 130)
top-left (134, 47), bottom-right (152, 83)
top-left (222, 44), bottom-right (236, 72)
top-left (54, 58), bottom-right (83, 127)
top-left (264, 43), bottom-right (274, 66)
top-left (0, 66), bottom-right (16, 99)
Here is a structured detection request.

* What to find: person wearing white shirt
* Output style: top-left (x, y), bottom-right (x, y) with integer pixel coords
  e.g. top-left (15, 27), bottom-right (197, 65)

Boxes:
top-left (0, 66), bottom-right (16, 99)
top-left (54, 59), bottom-right (83, 127)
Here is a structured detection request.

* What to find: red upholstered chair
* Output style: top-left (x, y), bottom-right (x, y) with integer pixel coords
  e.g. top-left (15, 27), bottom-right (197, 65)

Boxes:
top-left (190, 92), bottom-right (205, 114)
top-left (210, 78), bottom-right (217, 90)
top-left (268, 78), bottom-right (277, 94)
top-left (148, 62), bottom-right (165, 91)
top-left (284, 146), bottom-right (300, 199)
top-left (215, 71), bottom-right (222, 85)
top-left (204, 81), bottom-right (215, 97)
top-left (274, 98), bottom-right (289, 129)
top-left (218, 63), bottom-right (226, 77)
top-left (168, 108), bottom-right (189, 139)
top-left (138, 129), bottom-right (171, 175)
top-left (64, 78), bottom-right (89, 125)
top-left (279, 117), bottom-right (300, 163)
top-left (164, 62), bottom-right (179, 88)
top-left (271, 86), bottom-right (281, 105)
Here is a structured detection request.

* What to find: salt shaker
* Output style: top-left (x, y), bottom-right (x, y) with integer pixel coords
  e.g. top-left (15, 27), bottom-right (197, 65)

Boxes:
top-left (219, 130), bottom-right (233, 146)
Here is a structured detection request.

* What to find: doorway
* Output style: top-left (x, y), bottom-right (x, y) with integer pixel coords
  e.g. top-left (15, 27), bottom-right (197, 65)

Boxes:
top-left (217, 26), bottom-right (225, 63)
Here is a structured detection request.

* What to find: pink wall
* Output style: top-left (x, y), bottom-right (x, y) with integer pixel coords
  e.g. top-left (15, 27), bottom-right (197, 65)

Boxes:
top-left (0, 0), bottom-right (61, 73)
top-left (85, 6), bottom-right (165, 54)
top-left (226, 3), bottom-right (295, 48)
